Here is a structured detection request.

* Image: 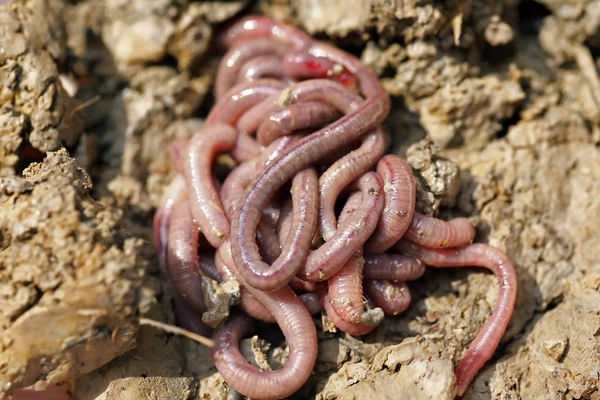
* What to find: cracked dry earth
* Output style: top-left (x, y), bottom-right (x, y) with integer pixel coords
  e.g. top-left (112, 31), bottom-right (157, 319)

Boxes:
top-left (1, 0), bottom-right (600, 399)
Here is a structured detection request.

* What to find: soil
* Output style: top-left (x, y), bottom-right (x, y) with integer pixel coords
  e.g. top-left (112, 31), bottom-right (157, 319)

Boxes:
top-left (1, 0), bottom-right (600, 399)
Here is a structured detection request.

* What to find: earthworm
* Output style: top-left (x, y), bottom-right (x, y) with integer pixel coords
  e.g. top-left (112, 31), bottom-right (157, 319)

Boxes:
top-left (362, 254), bottom-right (425, 281)
top-left (219, 15), bottom-right (312, 50)
top-left (184, 123), bottom-right (237, 247)
top-left (405, 213), bottom-right (476, 248)
top-left (169, 139), bottom-right (225, 191)
top-left (207, 79), bottom-right (286, 126)
top-left (232, 168), bottom-right (319, 291)
top-left (321, 294), bottom-right (378, 336)
top-left (262, 201), bottom-right (282, 227)
top-left (276, 197), bottom-right (318, 252)
top-left (221, 137), bottom-right (296, 265)
top-left (238, 55), bottom-right (285, 83)
top-left (395, 240), bottom-right (518, 396)
top-left (289, 277), bottom-right (318, 293)
top-left (318, 128), bottom-right (390, 242)
top-left (231, 134), bottom-right (263, 163)
top-left (256, 222), bottom-right (281, 264)
top-left (364, 280), bottom-right (412, 316)
top-left (282, 51), bottom-right (337, 79)
top-left (327, 192), bottom-right (384, 326)
top-left (236, 93), bottom-right (281, 136)
top-left (152, 175), bottom-right (186, 278)
top-left (257, 101), bottom-right (341, 146)
top-left (274, 201), bottom-right (323, 294)
top-left (166, 199), bottom-right (206, 313)
top-left (221, 156), bottom-right (260, 218)
top-left (221, 136), bottom-right (295, 219)
top-left (215, 38), bottom-right (290, 99)
top-left (302, 172), bottom-right (384, 282)
top-left (364, 154), bottom-right (416, 253)
top-left (198, 253), bottom-right (222, 282)
top-left (275, 197), bottom-right (293, 245)
top-left (213, 241), bottom-right (318, 399)
top-left (282, 51), bottom-right (358, 88)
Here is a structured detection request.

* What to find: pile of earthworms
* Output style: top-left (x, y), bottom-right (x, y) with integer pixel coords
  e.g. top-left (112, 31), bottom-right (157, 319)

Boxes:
top-left (153, 15), bottom-right (518, 400)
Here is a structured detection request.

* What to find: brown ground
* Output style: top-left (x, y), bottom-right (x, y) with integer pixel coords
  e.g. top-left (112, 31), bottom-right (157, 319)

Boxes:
top-left (1, 0), bottom-right (599, 399)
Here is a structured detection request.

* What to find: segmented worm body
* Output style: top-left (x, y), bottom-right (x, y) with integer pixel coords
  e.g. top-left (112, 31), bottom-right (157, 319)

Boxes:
top-left (152, 15), bottom-right (517, 399)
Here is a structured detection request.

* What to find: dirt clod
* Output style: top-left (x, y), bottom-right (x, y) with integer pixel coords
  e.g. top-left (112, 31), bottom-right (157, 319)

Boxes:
top-left (0, 150), bottom-right (155, 397)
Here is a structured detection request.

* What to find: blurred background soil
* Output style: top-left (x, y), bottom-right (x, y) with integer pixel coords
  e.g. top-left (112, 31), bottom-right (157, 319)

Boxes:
top-left (1, 0), bottom-right (599, 399)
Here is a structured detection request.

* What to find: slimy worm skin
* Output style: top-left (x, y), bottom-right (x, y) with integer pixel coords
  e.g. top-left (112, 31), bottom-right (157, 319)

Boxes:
top-left (152, 15), bottom-right (518, 399)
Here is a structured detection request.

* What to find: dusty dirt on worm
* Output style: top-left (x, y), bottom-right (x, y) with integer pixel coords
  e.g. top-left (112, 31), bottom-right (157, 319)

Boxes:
top-left (1, 0), bottom-right (600, 399)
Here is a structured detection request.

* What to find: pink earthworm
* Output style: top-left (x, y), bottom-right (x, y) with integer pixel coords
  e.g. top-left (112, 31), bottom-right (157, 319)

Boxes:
top-left (395, 240), bottom-right (518, 396)
top-left (364, 280), bottom-right (412, 316)
top-left (198, 253), bottom-right (221, 282)
top-left (166, 200), bottom-right (206, 313)
top-left (275, 197), bottom-right (293, 245)
top-left (206, 79), bottom-right (287, 126)
top-left (321, 294), bottom-right (377, 336)
top-left (274, 200), bottom-right (323, 294)
top-left (316, 137), bottom-right (362, 167)
top-left (362, 254), bottom-right (425, 281)
top-left (282, 51), bottom-right (358, 89)
top-left (242, 79), bottom-right (361, 146)
top-left (152, 175), bottom-right (187, 278)
top-left (221, 157), bottom-right (260, 219)
top-left (219, 15), bottom-right (312, 50)
top-left (255, 222), bottom-right (281, 264)
top-left (318, 128), bottom-right (390, 242)
top-left (184, 123), bottom-right (237, 247)
top-left (237, 55), bottom-right (285, 83)
top-left (282, 51), bottom-right (336, 79)
top-left (256, 101), bottom-right (341, 146)
top-left (221, 137), bottom-right (296, 219)
top-left (364, 154), bottom-right (416, 253)
top-left (262, 201), bottom-right (282, 227)
top-left (215, 38), bottom-right (291, 100)
top-left (236, 93), bottom-right (281, 136)
top-left (231, 134), bottom-right (263, 163)
top-left (169, 139), bottom-right (224, 193)
top-left (404, 213), bottom-right (476, 249)
top-left (233, 168), bottom-right (319, 291)
top-left (221, 137), bottom-right (296, 262)
top-left (327, 192), bottom-right (383, 326)
top-left (214, 240), bottom-right (318, 399)
top-left (302, 172), bottom-right (384, 282)
top-left (289, 277), bottom-right (318, 293)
